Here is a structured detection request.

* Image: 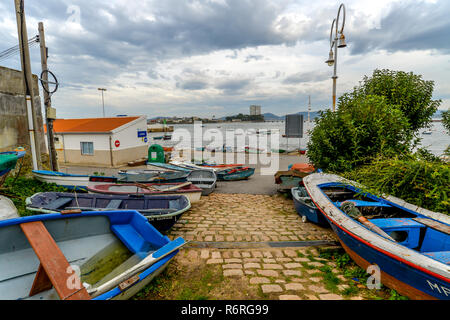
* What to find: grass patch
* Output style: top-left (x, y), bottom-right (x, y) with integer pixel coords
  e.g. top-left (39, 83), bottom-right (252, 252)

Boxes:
top-left (0, 176), bottom-right (70, 216)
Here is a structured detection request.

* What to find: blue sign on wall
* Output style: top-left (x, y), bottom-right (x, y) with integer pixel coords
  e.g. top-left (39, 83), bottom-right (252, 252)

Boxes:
top-left (137, 130), bottom-right (147, 138)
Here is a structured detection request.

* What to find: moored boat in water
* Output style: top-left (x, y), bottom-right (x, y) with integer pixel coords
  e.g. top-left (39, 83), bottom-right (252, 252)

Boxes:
top-left (303, 173), bottom-right (450, 300)
top-left (26, 192), bottom-right (191, 232)
top-left (0, 210), bottom-right (185, 300)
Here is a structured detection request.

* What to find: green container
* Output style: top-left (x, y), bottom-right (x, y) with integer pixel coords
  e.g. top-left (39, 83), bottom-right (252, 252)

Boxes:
top-left (148, 144), bottom-right (165, 163)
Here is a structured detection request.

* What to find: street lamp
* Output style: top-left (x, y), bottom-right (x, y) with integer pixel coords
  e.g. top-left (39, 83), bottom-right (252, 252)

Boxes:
top-left (98, 88), bottom-right (107, 117)
top-left (325, 3), bottom-right (347, 112)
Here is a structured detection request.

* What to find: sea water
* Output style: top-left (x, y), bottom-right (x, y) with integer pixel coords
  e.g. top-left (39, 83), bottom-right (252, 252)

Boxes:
top-left (147, 121), bottom-right (449, 157)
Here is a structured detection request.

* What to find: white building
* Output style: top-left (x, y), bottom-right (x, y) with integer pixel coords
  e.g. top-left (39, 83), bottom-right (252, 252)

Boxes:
top-left (250, 105), bottom-right (261, 116)
top-left (45, 116), bottom-right (148, 167)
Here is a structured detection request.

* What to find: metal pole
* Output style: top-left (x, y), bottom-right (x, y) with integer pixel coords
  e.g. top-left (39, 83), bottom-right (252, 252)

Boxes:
top-left (98, 88), bottom-right (106, 117)
top-left (38, 21), bottom-right (59, 171)
top-left (332, 39), bottom-right (338, 112)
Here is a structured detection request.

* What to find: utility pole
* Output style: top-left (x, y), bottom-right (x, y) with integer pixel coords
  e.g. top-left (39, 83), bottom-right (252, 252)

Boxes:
top-left (38, 21), bottom-right (58, 171)
top-left (14, 0), bottom-right (42, 170)
top-left (98, 88), bottom-right (107, 117)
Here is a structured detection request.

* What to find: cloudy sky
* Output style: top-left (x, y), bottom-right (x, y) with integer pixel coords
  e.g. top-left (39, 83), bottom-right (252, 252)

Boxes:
top-left (1, 0), bottom-right (449, 119)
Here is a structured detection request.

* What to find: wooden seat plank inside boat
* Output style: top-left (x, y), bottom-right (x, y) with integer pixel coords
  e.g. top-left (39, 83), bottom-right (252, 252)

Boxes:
top-left (46, 197), bottom-right (73, 210)
top-left (20, 221), bottom-right (91, 300)
top-left (413, 218), bottom-right (450, 235)
top-left (105, 200), bottom-right (122, 209)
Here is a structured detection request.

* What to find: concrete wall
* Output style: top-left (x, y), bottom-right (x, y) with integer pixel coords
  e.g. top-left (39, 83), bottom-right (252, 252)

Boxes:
top-left (0, 66), bottom-right (46, 152)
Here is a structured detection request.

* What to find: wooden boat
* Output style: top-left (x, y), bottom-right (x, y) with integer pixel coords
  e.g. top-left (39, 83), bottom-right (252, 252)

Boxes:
top-left (217, 166), bottom-right (255, 181)
top-left (200, 163), bottom-right (243, 168)
top-left (244, 146), bottom-right (265, 154)
top-left (0, 210), bottom-right (185, 300)
top-left (32, 170), bottom-right (117, 191)
top-left (186, 169), bottom-right (217, 196)
top-left (147, 162), bottom-right (192, 172)
top-left (153, 136), bottom-right (164, 140)
top-left (117, 170), bottom-right (189, 183)
top-left (274, 163), bottom-right (315, 192)
top-left (26, 192), bottom-right (191, 232)
top-left (0, 150), bottom-right (26, 178)
top-left (0, 195), bottom-right (19, 221)
top-left (303, 173), bottom-right (450, 300)
top-left (127, 158), bottom-right (147, 167)
top-left (291, 187), bottom-right (329, 226)
top-left (87, 182), bottom-right (202, 203)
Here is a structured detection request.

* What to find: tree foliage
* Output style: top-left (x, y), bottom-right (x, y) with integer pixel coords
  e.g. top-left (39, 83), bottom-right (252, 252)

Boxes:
top-left (339, 69), bottom-right (441, 133)
top-left (443, 108), bottom-right (450, 134)
top-left (307, 95), bottom-right (411, 172)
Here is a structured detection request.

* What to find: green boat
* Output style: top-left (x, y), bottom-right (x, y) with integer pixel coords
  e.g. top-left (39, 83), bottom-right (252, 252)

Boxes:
top-left (0, 150), bottom-right (26, 178)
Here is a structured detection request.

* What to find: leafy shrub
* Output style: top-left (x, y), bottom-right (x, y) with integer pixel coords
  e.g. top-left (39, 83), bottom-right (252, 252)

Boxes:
top-left (307, 95), bottom-right (411, 172)
top-left (344, 157), bottom-right (450, 214)
top-left (339, 69), bottom-right (441, 133)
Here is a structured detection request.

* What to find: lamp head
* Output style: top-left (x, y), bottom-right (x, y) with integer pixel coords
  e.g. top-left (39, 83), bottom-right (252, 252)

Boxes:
top-left (325, 50), bottom-right (334, 66)
top-left (338, 33), bottom-right (347, 48)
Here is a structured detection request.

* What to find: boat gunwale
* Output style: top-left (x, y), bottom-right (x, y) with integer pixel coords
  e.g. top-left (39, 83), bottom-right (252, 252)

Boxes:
top-left (0, 210), bottom-right (179, 300)
top-left (303, 173), bottom-right (450, 283)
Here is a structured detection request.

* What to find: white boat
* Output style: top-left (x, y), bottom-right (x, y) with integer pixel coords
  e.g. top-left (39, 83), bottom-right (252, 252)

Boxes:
top-left (0, 196), bottom-right (18, 221)
top-left (32, 170), bottom-right (118, 191)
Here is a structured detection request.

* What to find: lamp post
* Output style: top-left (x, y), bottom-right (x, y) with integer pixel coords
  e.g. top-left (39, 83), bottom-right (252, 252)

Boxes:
top-left (325, 3), bottom-right (347, 112)
top-left (98, 88), bottom-right (107, 117)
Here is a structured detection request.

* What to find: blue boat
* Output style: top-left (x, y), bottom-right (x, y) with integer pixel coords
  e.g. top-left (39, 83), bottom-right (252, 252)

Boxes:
top-left (304, 173), bottom-right (450, 300)
top-left (26, 192), bottom-right (191, 232)
top-left (216, 167), bottom-right (255, 181)
top-left (291, 186), bottom-right (329, 227)
top-left (0, 210), bottom-right (185, 300)
top-left (0, 150), bottom-right (26, 178)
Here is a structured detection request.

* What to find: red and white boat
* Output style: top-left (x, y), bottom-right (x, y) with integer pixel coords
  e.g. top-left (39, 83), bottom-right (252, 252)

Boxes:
top-left (87, 182), bottom-right (202, 203)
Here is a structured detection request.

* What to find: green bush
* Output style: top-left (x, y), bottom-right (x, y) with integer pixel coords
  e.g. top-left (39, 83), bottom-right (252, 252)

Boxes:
top-left (307, 95), bottom-right (411, 172)
top-left (344, 157), bottom-right (449, 214)
top-left (339, 69), bottom-right (441, 133)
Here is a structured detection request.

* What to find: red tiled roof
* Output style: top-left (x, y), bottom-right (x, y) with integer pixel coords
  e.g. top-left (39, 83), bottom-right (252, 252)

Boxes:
top-left (45, 117), bottom-right (141, 133)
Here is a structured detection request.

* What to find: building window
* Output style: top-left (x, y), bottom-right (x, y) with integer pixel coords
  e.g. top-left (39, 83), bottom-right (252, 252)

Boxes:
top-left (80, 142), bottom-right (94, 155)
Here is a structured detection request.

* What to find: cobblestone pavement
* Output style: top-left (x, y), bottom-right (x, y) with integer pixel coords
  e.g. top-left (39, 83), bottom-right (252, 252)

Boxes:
top-left (168, 193), bottom-right (335, 243)
top-left (154, 193), bottom-right (374, 300)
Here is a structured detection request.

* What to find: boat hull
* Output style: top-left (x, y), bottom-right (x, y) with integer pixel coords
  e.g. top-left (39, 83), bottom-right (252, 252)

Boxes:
top-left (0, 211), bottom-right (181, 300)
top-left (303, 173), bottom-right (450, 300)
top-left (26, 193), bottom-right (191, 232)
top-left (33, 171), bottom-right (117, 191)
top-left (291, 187), bottom-right (329, 227)
top-left (331, 223), bottom-right (442, 300)
top-left (88, 183), bottom-right (202, 203)
top-left (217, 167), bottom-right (255, 181)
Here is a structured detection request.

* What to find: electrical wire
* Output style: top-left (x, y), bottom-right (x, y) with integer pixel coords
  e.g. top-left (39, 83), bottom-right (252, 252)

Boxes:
top-left (0, 36), bottom-right (39, 62)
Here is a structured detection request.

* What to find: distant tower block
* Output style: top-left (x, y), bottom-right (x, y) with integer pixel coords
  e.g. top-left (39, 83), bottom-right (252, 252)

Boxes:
top-left (250, 105), bottom-right (261, 116)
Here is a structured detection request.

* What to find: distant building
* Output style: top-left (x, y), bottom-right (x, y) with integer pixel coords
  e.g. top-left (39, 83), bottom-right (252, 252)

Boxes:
top-left (45, 116), bottom-right (148, 167)
top-left (250, 105), bottom-right (261, 116)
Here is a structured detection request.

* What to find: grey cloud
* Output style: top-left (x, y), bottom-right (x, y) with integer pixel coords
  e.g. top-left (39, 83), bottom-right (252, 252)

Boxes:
top-left (349, 1), bottom-right (450, 55)
top-left (216, 78), bottom-right (252, 95)
top-left (283, 71), bottom-right (329, 84)
top-left (245, 54), bottom-right (265, 62)
top-left (177, 80), bottom-right (209, 91)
